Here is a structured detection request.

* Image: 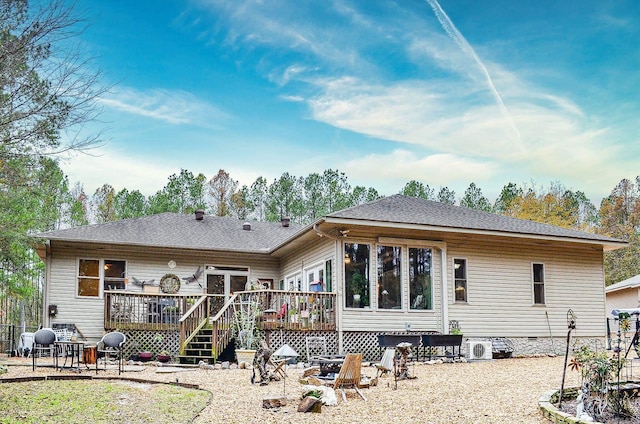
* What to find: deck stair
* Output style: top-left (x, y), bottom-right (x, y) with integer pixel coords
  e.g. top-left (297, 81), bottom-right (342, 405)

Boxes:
top-left (178, 326), bottom-right (216, 364)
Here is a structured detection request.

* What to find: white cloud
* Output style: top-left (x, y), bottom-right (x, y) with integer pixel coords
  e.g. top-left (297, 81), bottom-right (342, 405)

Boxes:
top-left (99, 87), bottom-right (231, 128)
top-left (61, 148), bottom-right (173, 197)
top-left (345, 150), bottom-right (496, 189)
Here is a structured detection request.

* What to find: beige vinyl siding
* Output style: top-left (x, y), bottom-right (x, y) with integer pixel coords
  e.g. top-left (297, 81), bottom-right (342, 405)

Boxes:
top-left (605, 289), bottom-right (640, 315)
top-left (447, 237), bottom-right (606, 338)
top-left (45, 242), bottom-right (280, 342)
top-left (279, 237), bottom-right (336, 290)
top-left (341, 239), bottom-right (442, 333)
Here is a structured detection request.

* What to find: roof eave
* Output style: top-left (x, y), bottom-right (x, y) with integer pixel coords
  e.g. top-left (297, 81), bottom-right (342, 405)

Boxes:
top-left (42, 237), bottom-right (272, 255)
top-left (322, 217), bottom-right (628, 251)
top-left (268, 220), bottom-right (321, 255)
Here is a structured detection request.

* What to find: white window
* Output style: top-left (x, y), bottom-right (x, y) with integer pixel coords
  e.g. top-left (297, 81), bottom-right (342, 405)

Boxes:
top-left (453, 258), bottom-right (467, 302)
top-left (344, 243), bottom-right (370, 308)
top-left (409, 247), bottom-right (433, 310)
top-left (305, 262), bottom-right (327, 292)
top-left (377, 245), bottom-right (402, 309)
top-left (533, 263), bottom-right (545, 305)
top-left (285, 272), bottom-right (303, 291)
top-left (77, 258), bottom-right (126, 298)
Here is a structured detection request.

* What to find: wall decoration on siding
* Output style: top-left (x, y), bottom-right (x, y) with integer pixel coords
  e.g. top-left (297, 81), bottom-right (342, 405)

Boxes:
top-left (130, 276), bottom-right (156, 289)
top-left (182, 266), bottom-right (203, 287)
top-left (159, 273), bottom-right (181, 294)
top-left (168, 260), bottom-right (176, 269)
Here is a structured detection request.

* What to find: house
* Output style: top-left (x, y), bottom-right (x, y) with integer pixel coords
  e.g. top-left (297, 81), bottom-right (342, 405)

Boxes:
top-left (34, 195), bottom-right (627, 361)
top-left (605, 275), bottom-right (640, 315)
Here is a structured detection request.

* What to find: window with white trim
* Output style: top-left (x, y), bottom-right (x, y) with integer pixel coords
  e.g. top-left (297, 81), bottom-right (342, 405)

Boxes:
top-left (533, 263), bottom-right (545, 305)
top-left (77, 258), bottom-right (126, 297)
top-left (377, 245), bottom-right (401, 309)
top-left (409, 247), bottom-right (433, 310)
top-left (285, 272), bottom-right (302, 291)
top-left (453, 258), bottom-right (467, 302)
top-left (344, 243), bottom-right (370, 308)
top-left (305, 261), bottom-right (329, 292)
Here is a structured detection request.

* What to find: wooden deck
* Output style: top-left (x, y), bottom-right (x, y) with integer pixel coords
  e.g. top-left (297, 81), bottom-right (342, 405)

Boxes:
top-left (104, 290), bottom-right (337, 332)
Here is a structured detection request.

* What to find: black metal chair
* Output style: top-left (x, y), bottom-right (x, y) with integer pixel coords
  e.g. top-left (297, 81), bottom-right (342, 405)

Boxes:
top-left (96, 331), bottom-right (126, 375)
top-left (32, 328), bottom-right (57, 371)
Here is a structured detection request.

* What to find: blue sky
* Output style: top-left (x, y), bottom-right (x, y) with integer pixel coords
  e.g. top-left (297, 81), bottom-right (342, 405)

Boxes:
top-left (60, 0), bottom-right (639, 205)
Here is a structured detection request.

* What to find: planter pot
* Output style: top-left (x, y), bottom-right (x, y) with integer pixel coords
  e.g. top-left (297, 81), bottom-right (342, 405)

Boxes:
top-left (235, 349), bottom-right (256, 366)
top-left (157, 354), bottom-right (171, 363)
top-left (138, 351), bottom-right (153, 362)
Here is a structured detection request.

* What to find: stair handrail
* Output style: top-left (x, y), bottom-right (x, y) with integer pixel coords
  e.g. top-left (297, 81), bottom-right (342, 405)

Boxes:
top-left (178, 294), bottom-right (239, 360)
top-left (179, 295), bottom-right (209, 355)
top-left (210, 294), bottom-right (238, 360)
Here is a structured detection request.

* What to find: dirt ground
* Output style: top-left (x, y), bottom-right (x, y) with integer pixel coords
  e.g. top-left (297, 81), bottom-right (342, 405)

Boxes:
top-left (1, 355), bottom-right (582, 424)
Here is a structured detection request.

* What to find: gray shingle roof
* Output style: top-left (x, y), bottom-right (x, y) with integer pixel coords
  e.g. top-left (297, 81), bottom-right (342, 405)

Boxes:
top-left (36, 213), bottom-right (300, 253)
top-left (326, 194), bottom-right (624, 245)
top-left (36, 195), bottom-right (625, 253)
top-left (605, 274), bottom-right (640, 293)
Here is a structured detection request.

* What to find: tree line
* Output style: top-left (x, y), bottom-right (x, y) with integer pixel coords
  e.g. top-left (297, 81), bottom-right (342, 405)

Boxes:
top-left (14, 158), bottom-right (640, 287)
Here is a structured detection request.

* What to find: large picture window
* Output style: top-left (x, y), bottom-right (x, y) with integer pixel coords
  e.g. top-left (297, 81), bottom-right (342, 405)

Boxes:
top-left (377, 245), bottom-right (401, 309)
top-left (533, 263), bottom-right (545, 305)
top-left (344, 243), bottom-right (370, 308)
top-left (454, 258), bottom-right (467, 302)
top-left (409, 248), bottom-right (432, 310)
top-left (77, 259), bottom-right (126, 297)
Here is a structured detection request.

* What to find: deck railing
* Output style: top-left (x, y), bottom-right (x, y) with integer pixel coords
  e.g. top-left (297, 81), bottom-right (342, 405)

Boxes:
top-left (104, 291), bottom-right (217, 331)
top-left (105, 290), bottom-right (336, 332)
top-left (106, 290), bottom-right (337, 360)
top-left (236, 289), bottom-right (336, 331)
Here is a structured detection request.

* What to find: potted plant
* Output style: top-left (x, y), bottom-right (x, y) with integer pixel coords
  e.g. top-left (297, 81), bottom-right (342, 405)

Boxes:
top-left (350, 270), bottom-right (369, 308)
top-left (138, 351), bottom-right (153, 362)
top-left (157, 350), bottom-right (171, 363)
top-left (232, 297), bottom-right (262, 365)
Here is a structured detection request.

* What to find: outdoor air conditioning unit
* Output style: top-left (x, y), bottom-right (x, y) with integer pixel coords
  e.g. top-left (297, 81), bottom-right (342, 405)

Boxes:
top-left (465, 341), bottom-right (493, 361)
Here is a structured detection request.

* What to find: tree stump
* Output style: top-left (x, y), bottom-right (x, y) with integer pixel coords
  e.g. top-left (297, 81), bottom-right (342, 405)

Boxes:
top-left (298, 396), bottom-right (322, 413)
top-left (263, 395), bottom-right (287, 409)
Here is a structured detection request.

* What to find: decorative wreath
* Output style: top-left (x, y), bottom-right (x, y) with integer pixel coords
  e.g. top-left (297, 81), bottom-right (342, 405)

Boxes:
top-left (159, 273), bottom-right (181, 294)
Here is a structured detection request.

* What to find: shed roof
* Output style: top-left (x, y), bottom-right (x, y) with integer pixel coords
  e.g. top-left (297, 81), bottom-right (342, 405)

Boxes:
top-left (605, 274), bottom-right (640, 293)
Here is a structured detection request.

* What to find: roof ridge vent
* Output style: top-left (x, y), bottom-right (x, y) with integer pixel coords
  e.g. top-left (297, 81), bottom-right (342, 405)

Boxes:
top-left (243, 222), bottom-right (251, 231)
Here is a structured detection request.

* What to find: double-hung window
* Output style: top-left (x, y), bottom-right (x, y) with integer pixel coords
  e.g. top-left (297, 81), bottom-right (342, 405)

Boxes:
top-left (533, 263), bottom-right (545, 305)
top-left (453, 258), bottom-right (467, 302)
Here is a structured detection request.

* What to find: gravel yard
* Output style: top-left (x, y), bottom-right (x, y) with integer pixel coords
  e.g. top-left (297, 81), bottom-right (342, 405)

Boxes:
top-left (1, 355), bottom-right (581, 423)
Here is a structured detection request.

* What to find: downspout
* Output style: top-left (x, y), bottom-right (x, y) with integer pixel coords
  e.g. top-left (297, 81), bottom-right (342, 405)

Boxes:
top-left (439, 244), bottom-right (449, 334)
top-left (313, 223), bottom-right (344, 353)
top-left (43, 240), bottom-right (52, 328)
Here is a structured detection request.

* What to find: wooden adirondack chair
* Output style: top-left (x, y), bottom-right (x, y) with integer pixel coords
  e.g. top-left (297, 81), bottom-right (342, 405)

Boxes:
top-left (375, 347), bottom-right (396, 378)
top-left (333, 353), bottom-right (367, 402)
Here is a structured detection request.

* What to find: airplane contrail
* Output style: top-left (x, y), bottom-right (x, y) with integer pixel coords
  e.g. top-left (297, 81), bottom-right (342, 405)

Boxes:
top-left (425, 0), bottom-right (523, 144)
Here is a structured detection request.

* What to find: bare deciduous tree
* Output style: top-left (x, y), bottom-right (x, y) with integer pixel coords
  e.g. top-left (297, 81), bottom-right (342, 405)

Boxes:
top-left (1, 0), bottom-right (107, 160)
